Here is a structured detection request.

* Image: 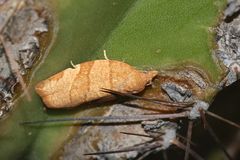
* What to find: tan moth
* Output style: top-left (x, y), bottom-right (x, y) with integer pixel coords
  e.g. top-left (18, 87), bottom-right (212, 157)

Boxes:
top-left (35, 60), bottom-right (158, 108)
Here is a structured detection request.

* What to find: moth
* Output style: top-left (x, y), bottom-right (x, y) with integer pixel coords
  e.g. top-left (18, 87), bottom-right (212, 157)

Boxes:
top-left (35, 60), bottom-right (158, 108)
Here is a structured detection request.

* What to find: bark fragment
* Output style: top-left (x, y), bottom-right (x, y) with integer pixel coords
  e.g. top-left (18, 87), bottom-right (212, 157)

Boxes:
top-left (0, 0), bottom-right (49, 118)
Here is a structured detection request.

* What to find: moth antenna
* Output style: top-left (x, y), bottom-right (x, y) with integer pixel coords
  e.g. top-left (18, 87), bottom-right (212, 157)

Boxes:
top-left (101, 88), bottom-right (193, 107)
top-left (120, 131), bottom-right (153, 138)
top-left (201, 112), bottom-right (234, 160)
top-left (184, 121), bottom-right (193, 160)
top-left (103, 49), bottom-right (109, 60)
top-left (205, 111), bottom-right (240, 129)
top-left (172, 139), bottom-right (204, 160)
top-left (70, 60), bottom-right (77, 68)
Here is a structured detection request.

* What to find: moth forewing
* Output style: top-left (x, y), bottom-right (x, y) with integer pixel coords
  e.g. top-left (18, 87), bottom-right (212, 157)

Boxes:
top-left (35, 60), bottom-right (158, 108)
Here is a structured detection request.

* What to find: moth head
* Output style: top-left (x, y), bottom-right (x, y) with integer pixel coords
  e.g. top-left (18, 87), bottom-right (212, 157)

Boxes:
top-left (124, 70), bottom-right (158, 94)
top-left (35, 81), bottom-right (47, 97)
top-left (143, 70), bottom-right (158, 85)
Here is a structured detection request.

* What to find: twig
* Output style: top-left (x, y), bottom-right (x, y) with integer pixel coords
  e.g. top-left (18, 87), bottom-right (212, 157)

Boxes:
top-left (84, 140), bottom-right (162, 156)
top-left (199, 109), bottom-right (207, 129)
top-left (184, 121), bottom-right (193, 160)
top-left (205, 111), bottom-right (240, 129)
top-left (162, 150), bottom-right (168, 160)
top-left (101, 88), bottom-right (193, 107)
top-left (120, 132), bottom-right (153, 138)
top-left (137, 150), bottom-right (153, 160)
top-left (177, 133), bottom-right (197, 147)
top-left (20, 111), bottom-right (189, 125)
top-left (0, 1), bottom-right (23, 33)
top-left (172, 139), bottom-right (204, 160)
top-left (201, 113), bottom-right (233, 160)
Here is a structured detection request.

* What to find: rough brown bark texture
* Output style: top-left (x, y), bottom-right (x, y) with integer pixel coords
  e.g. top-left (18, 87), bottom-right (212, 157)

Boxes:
top-left (35, 60), bottom-right (158, 108)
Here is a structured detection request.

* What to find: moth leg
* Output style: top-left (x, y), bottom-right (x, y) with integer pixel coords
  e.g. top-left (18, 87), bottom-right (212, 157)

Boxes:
top-left (103, 49), bottom-right (109, 60)
top-left (70, 60), bottom-right (77, 68)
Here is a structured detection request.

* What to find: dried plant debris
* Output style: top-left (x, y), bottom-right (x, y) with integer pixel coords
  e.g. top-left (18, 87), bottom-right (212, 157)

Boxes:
top-left (59, 104), bottom-right (151, 160)
top-left (58, 105), bottom-right (179, 160)
top-left (54, 77), bottom-right (240, 159)
top-left (161, 82), bottom-right (193, 102)
top-left (141, 120), bottom-right (178, 149)
top-left (56, 67), bottom-right (210, 160)
top-left (0, 0), bottom-right (49, 118)
top-left (215, 1), bottom-right (240, 87)
top-left (158, 67), bottom-right (211, 100)
top-left (178, 69), bottom-right (208, 89)
top-left (224, 0), bottom-right (240, 21)
top-left (160, 80), bottom-right (210, 120)
top-left (22, 66), bottom-right (240, 159)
